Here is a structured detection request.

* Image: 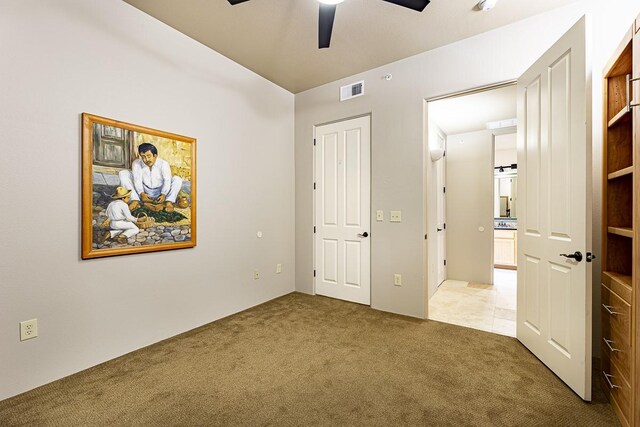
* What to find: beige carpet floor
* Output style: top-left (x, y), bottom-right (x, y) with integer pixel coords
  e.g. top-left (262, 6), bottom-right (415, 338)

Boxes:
top-left (0, 292), bottom-right (618, 426)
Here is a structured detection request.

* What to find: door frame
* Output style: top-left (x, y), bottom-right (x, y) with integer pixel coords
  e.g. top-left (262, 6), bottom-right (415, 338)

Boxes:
top-left (491, 132), bottom-right (518, 270)
top-left (312, 113), bottom-right (372, 300)
top-left (424, 80), bottom-right (516, 305)
top-left (434, 129), bottom-right (448, 288)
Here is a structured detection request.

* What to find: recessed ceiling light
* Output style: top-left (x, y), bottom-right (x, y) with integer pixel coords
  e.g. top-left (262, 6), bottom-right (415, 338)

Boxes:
top-left (477, 0), bottom-right (498, 11)
top-left (318, 0), bottom-right (344, 5)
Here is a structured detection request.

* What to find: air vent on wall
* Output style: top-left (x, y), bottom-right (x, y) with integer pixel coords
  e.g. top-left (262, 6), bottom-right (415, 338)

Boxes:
top-left (340, 81), bottom-right (365, 101)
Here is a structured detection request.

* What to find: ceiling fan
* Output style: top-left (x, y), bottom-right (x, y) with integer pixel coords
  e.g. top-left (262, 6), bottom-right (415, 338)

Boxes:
top-left (226, 0), bottom-right (431, 49)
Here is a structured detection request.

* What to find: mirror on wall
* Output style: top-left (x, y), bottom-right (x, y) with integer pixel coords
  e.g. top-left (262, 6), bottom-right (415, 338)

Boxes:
top-left (494, 173), bottom-right (517, 219)
top-left (494, 132), bottom-right (517, 220)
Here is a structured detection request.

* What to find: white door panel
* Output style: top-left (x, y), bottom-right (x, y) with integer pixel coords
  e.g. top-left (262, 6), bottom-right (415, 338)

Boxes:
top-left (315, 116), bottom-right (371, 305)
top-left (517, 17), bottom-right (591, 400)
top-left (523, 255), bottom-right (541, 334)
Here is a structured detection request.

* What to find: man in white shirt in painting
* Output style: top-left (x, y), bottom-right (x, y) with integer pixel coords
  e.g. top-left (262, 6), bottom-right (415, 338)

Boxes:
top-left (118, 142), bottom-right (182, 212)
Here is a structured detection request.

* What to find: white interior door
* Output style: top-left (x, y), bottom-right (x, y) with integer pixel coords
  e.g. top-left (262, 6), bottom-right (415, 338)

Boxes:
top-left (516, 16), bottom-right (592, 400)
top-left (314, 116), bottom-right (371, 305)
top-left (436, 144), bottom-right (447, 286)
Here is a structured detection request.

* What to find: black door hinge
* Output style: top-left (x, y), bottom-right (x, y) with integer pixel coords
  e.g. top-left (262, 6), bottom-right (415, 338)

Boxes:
top-left (313, 270), bottom-right (316, 277)
top-left (443, 187), bottom-right (446, 193)
top-left (444, 223), bottom-right (446, 230)
top-left (313, 139), bottom-right (316, 146)
top-left (314, 182), bottom-right (316, 190)
top-left (313, 226), bottom-right (316, 233)
top-left (444, 260), bottom-right (447, 266)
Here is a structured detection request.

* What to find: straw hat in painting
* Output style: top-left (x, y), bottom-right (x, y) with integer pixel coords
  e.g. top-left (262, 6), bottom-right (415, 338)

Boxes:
top-left (111, 186), bottom-right (132, 199)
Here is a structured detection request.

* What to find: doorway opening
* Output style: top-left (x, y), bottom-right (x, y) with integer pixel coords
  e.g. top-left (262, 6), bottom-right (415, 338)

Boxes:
top-left (426, 83), bottom-right (517, 337)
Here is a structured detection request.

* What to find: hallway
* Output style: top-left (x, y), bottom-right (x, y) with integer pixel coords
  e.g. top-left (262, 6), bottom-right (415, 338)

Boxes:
top-left (429, 269), bottom-right (517, 337)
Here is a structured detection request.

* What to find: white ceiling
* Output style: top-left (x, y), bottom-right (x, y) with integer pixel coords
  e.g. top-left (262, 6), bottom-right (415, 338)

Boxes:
top-left (429, 84), bottom-right (516, 135)
top-left (123, 0), bottom-right (581, 93)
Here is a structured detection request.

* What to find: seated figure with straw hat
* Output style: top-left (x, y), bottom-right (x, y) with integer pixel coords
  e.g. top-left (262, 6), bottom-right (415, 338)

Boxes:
top-left (99, 186), bottom-right (142, 245)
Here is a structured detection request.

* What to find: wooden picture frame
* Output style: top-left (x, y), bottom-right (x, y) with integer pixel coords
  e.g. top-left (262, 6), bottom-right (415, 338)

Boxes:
top-left (82, 113), bottom-right (196, 259)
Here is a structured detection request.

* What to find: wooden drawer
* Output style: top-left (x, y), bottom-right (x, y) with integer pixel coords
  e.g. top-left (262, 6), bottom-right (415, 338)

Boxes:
top-left (602, 272), bottom-right (632, 305)
top-left (601, 313), bottom-right (631, 381)
top-left (601, 284), bottom-right (631, 342)
top-left (601, 356), bottom-right (632, 426)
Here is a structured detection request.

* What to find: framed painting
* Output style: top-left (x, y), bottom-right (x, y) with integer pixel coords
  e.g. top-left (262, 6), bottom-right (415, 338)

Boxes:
top-left (82, 113), bottom-right (196, 259)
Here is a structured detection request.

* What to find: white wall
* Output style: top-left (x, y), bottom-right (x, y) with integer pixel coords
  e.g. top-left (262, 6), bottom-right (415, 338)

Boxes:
top-left (494, 150), bottom-right (517, 167)
top-left (494, 133), bottom-right (518, 167)
top-left (295, 0), bottom-right (640, 325)
top-left (446, 131), bottom-right (494, 284)
top-left (0, 0), bottom-right (294, 400)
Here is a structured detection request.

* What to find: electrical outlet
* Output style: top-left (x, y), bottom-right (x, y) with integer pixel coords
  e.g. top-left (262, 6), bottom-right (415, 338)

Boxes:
top-left (20, 319), bottom-right (38, 341)
top-left (394, 274), bottom-right (402, 287)
top-left (254, 270), bottom-right (260, 280)
top-left (276, 263), bottom-right (282, 274)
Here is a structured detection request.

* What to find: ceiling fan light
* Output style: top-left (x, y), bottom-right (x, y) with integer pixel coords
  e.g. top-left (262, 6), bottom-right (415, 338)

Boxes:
top-left (318, 0), bottom-right (344, 5)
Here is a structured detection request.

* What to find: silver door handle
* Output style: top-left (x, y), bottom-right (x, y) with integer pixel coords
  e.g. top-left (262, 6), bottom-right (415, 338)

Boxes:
top-left (603, 371), bottom-right (621, 389)
top-left (603, 338), bottom-right (620, 352)
top-left (628, 74), bottom-right (640, 107)
top-left (602, 304), bottom-right (622, 316)
top-left (357, 232), bottom-right (369, 238)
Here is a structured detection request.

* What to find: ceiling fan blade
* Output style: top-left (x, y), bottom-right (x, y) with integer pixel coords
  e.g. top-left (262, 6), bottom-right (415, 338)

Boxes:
top-left (318, 4), bottom-right (337, 49)
top-left (381, 0), bottom-right (430, 12)
top-left (227, 0), bottom-right (251, 5)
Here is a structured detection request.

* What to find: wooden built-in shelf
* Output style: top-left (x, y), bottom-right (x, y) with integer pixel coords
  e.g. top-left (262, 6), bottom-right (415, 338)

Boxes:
top-left (608, 105), bottom-right (631, 128)
top-left (608, 226), bottom-right (634, 238)
top-left (608, 166), bottom-right (634, 180)
top-left (602, 271), bottom-right (633, 305)
top-left (601, 21), bottom-right (637, 427)
top-left (605, 39), bottom-right (633, 77)
top-left (603, 271), bottom-right (633, 289)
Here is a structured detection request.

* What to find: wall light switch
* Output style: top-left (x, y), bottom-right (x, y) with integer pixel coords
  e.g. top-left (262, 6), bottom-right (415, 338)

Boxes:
top-left (376, 210), bottom-right (384, 221)
top-left (276, 263), bottom-right (282, 274)
top-left (254, 270), bottom-right (260, 280)
top-left (394, 274), bottom-right (402, 286)
top-left (390, 211), bottom-right (402, 222)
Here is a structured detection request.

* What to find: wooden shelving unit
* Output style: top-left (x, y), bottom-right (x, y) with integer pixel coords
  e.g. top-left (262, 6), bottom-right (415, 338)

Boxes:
top-left (609, 105), bottom-right (631, 128)
top-left (609, 226), bottom-right (635, 238)
top-left (601, 17), bottom-right (640, 427)
top-left (608, 166), bottom-right (634, 180)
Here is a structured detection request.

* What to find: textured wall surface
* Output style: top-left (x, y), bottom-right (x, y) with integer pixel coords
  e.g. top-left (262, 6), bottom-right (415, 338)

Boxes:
top-left (294, 0), bottom-right (640, 329)
top-left (0, 0), bottom-right (295, 400)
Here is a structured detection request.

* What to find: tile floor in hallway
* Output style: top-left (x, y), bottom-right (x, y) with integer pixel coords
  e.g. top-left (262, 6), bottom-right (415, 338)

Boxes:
top-left (428, 268), bottom-right (517, 337)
